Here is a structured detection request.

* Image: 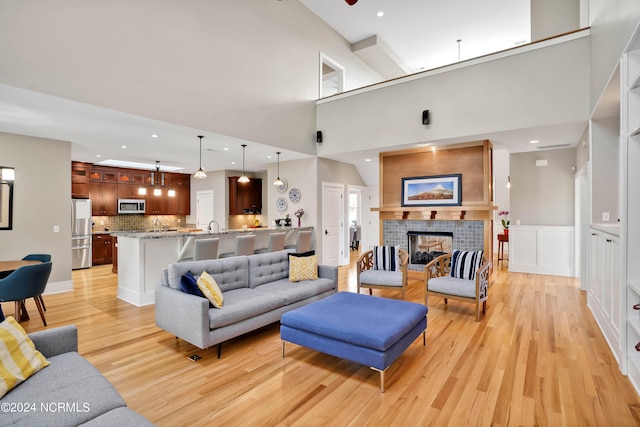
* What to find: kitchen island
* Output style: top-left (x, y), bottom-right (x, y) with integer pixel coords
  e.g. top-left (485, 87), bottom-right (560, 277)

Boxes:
top-left (112, 227), bottom-right (313, 306)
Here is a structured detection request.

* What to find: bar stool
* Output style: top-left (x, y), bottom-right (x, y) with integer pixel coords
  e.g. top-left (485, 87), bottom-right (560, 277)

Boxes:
top-left (286, 230), bottom-right (313, 253)
top-left (194, 238), bottom-right (219, 261)
top-left (220, 235), bottom-right (256, 258)
top-left (254, 232), bottom-right (286, 254)
top-left (498, 232), bottom-right (509, 263)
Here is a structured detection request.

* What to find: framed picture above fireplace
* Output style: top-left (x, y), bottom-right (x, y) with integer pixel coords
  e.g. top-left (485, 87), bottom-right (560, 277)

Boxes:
top-left (401, 174), bottom-right (462, 207)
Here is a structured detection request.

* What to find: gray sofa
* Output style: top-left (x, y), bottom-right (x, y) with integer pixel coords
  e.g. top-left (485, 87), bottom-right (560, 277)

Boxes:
top-left (1, 325), bottom-right (153, 426)
top-left (155, 250), bottom-right (338, 356)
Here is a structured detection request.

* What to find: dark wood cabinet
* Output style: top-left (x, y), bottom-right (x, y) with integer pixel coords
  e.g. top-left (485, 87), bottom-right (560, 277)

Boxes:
top-left (89, 168), bottom-right (118, 183)
top-left (167, 174), bottom-right (190, 215)
top-left (229, 177), bottom-right (262, 215)
top-left (79, 165), bottom-right (190, 216)
top-left (112, 236), bottom-right (118, 274)
top-left (90, 181), bottom-right (117, 215)
top-left (71, 161), bottom-right (91, 198)
top-left (92, 233), bottom-right (113, 265)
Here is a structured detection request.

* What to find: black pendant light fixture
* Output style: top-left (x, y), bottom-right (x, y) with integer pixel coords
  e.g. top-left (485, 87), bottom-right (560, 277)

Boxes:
top-left (273, 152), bottom-right (283, 187)
top-left (238, 144), bottom-right (250, 183)
top-left (193, 135), bottom-right (207, 179)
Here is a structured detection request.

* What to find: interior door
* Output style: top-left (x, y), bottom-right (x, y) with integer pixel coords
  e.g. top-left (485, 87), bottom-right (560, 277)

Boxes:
top-left (196, 190), bottom-right (214, 231)
top-left (322, 182), bottom-right (344, 266)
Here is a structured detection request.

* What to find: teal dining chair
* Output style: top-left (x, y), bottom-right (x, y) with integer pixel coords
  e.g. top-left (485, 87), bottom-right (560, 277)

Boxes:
top-left (0, 261), bottom-right (52, 325)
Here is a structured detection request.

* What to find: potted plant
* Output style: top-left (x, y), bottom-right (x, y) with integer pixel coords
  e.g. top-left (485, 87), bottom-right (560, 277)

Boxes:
top-left (498, 210), bottom-right (510, 236)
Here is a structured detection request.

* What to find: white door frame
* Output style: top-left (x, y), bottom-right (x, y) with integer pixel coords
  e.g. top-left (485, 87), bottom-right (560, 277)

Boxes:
top-left (322, 181), bottom-right (345, 266)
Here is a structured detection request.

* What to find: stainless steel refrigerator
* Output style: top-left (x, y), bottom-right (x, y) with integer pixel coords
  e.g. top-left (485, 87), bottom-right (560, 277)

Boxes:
top-left (71, 199), bottom-right (92, 269)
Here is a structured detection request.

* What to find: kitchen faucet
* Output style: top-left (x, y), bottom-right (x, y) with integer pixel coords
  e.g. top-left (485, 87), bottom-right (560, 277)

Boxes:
top-left (207, 220), bottom-right (220, 233)
top-left (153, 217), bottom-right (162, 232)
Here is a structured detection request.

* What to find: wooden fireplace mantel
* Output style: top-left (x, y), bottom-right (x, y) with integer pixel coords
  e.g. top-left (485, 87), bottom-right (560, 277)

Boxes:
top-left (372, 205), bottom-right (497, 221)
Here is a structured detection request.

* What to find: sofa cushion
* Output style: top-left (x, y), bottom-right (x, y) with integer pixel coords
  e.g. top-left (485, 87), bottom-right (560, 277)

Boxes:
top-left (359, 270), bottom-right (403, 287)
top-left (428, 275), bottom-right (477, 299)
top-left (254, 278), bottom-right (335, 305)
top-left (372, 245), bottom-right (400, 271)
top-left (208, 288), bottom-right (285, 329)
top-left (450, 250), bottom-right (484, 280)
top-left (0, 316), bottom-right (50, 399)
top-left (289, 255), bottom-right (318, 282)
top-left (247, 250), bottom-right (290, 288)
top-left (79, 407), bottom-right (155, 426)
top-left (168, 256), bottom-right (249, 292)
top-left (197, 271), bottom-right (224, 308)
top-left (180, 272), bottom-right (204, 297)
top-left (1, 352), bottom-right (126, 426)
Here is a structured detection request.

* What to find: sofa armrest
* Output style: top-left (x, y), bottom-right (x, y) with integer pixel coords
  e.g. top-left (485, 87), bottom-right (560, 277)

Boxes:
top-left (318, 264), bottom-right (338, 291)
top-left (155, 285), bottom-right (210, 349)
top-left (29, 325), bottom-right (78, 358)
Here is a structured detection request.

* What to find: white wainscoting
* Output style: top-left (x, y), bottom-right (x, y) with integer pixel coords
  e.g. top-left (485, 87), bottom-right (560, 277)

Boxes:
top-left (509, 225), bottom-right (575, 277)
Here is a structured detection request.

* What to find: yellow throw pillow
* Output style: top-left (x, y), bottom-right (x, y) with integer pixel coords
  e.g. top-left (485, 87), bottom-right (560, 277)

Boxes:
top-left (289, 255), bottom-right (318, 282)
top-left (196, 271), bottom-right (224, 308)
top-left (0, 316), bottom-right (50, 399)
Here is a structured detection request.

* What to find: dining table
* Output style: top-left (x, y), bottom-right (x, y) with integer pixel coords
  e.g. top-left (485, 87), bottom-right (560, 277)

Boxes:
top-left (0, 259), bottom-right (42, 321)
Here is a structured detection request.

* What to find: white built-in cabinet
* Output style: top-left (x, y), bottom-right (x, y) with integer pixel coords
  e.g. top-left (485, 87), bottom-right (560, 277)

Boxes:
top-left (588, 227), bottom-right (622, 364)
top-left (620, 31), bottom-right (640, 393)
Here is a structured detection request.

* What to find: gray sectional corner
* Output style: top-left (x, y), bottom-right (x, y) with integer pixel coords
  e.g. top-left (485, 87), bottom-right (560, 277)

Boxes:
top-left (155, 250), bottom-right (338, 354)
top-left (1, 325), bottom-right (154, 426)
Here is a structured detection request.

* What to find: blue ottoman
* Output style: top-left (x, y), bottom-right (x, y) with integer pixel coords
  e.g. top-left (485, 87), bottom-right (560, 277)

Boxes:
top-left (280, 291), bottom-right (428, 392)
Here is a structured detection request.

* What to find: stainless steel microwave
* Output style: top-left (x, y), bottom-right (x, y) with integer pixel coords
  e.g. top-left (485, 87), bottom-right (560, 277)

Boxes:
top-left (117, 199), bottom-right (146, 214)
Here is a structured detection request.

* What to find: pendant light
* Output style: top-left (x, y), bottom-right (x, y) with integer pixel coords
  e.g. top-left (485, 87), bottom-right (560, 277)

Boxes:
top-left (193, 135), bottom-right (207, 179)
top-left (273, 152), bottom-right (284, 187)
top-left (238, 144), bottom-right (250, 183)
top-left (152, 160), bottom-right (164, 196)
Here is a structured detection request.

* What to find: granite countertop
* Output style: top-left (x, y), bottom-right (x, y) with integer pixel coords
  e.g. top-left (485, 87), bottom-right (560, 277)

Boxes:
top-left (111, 226), bottom-right (311, 239)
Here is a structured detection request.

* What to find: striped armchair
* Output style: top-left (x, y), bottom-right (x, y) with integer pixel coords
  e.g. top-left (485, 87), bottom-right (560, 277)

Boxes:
top-left (424, 251), bottom-right (490, 321)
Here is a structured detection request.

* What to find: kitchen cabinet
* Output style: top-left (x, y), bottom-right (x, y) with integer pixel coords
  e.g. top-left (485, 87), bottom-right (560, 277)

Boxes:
top-left (90, 181), bottom-right (117, 216)
top-left (117, 171), bottom-right (146, 199)
top-left (92, 233), bottom-right (113, 265)
top-left (145, 192), bottom-right (167, 215)
top-left (228, 177), bottom-right (262, 215)
top-left (112, 236), bottom-right (118, 274)
top-left (71, 161), bottom-right (91, 198)
top-left (89, 167), bottom-right (118, 183)
top-left (167, 174), bottom-right (190, 215)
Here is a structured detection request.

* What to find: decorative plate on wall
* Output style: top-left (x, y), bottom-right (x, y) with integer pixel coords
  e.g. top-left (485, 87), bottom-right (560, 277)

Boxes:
top-left (275, 177), bottom-right (288, 193)
top-left (276, 197), bottom-right (287, 211)
top-left (288, 188), bottom-right (301, 204)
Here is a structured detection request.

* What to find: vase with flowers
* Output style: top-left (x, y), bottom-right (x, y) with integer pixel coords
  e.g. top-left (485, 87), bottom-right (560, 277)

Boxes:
top-left (498, 210), bottom-right (510, 236)
top-left (295, 208), bottom-right (304, 227)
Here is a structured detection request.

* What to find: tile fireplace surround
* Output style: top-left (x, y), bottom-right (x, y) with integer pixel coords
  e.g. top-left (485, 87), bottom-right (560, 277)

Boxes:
top-left (383, 220), bottom-right (485, 271)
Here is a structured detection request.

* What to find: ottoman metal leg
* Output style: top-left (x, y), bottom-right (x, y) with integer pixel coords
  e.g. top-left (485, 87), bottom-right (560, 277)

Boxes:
top-left (370, 367), bottom-right (388, 393)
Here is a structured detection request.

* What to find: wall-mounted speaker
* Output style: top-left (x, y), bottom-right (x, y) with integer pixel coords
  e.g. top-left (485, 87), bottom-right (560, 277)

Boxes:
top-left (422, 110), bottom-right (430, 125)
top-left (316, 131), bottom-right (323, 143)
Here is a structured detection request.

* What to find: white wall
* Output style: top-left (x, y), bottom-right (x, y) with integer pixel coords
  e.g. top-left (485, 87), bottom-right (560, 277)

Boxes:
top-left (0, 132), bottom-right (72, 290)
top-left (317, 34), bottom-right (590, 158)
top-left (588, 0), bottom-right (640, 111)
top-left (590, 117), bottom-right (620, 223)
top-left (510, 148), bottom-right (577, 226)
top-left (0, 0), bottom-right (382, 155)
top-left (531, 0), bottom-right (581, 41)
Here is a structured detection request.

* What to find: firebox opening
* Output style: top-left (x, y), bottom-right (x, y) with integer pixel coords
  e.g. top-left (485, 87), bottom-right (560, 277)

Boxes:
top-left (407, 231), bottom-right (453, 265)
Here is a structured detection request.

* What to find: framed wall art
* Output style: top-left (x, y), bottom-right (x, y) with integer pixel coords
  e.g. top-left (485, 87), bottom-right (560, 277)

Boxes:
top-left (401, 174), bottom-right (462, 207)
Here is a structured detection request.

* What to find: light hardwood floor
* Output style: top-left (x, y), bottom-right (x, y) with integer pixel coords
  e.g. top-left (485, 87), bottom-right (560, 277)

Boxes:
top-left (11, 256), bottom-right (640, 426)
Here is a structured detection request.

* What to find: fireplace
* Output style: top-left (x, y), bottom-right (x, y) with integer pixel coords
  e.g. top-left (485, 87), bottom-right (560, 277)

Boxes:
top-left (407, 231), bottom-right (453, 266)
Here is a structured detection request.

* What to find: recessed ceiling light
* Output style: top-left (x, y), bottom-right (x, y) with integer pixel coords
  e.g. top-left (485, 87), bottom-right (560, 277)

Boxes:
top-left (267, 155), bottom-right (272, 159)
top-left (377, 11), bottom-right (384, 17)
top-left (529, 140), bottom-right (539, 144)
top-left (151, 134), bottom-right (159, 138)
top-left (231, 161), bottom-right (236, 165)
top-left (121, 145), bottom-right (127, 149)
top-left (224, 147), bottom-right (229, 151)
top-left (96, 154), bottom-right (101, 158)
top-left (364, 158), bottom-right (372, 162)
